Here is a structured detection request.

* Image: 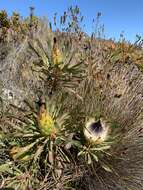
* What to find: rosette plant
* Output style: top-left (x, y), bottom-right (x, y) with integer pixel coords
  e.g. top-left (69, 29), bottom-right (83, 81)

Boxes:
top-left (28, 33), bottom-right (85, 96)
top-left (0, 93), bottom-right (122, 190)
top-left (0, 95), bottom-right (71, 189)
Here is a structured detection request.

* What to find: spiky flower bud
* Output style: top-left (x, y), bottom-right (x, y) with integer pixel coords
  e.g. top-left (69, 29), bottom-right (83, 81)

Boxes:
top-left (52, 37), bottom-right (63, 65)
top-left (38, 101), bottom-right (57, 137)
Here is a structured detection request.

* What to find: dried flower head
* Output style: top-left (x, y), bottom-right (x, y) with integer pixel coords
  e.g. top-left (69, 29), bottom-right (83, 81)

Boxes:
top-left (84, 118), bottom-right (110, 143)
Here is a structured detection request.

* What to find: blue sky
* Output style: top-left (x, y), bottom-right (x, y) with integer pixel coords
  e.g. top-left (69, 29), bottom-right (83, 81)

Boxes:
top-left (0, 0), bottom-right (142, 42)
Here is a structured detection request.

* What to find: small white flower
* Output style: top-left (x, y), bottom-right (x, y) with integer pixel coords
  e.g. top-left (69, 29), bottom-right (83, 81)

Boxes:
top-left (84, 117), bottom-right (109, 143)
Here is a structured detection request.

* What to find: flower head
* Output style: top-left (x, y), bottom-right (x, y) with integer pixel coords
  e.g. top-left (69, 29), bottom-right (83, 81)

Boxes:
top-left (52, 37), bottom-right (63, 65)
top-left (38, 102), bottom-right (57, 137)
top-left (84, 117), bottom-right (109, 144)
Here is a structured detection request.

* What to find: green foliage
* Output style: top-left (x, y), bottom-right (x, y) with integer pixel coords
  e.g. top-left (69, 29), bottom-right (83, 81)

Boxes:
top-left (28, 36), bottom-right (85, 94)
top-left (0, 90), bottom-right (123, 189)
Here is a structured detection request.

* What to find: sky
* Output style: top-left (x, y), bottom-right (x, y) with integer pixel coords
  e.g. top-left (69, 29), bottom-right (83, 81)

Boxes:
top-left (0, 0), bottom-right (142, 42)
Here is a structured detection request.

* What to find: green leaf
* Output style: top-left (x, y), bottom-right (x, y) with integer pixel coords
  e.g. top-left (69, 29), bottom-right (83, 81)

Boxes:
top-left (0, 162), bottom-right (13, 173)
top-left (12, 139), bottom-right (43, 160)
top-left (69, 140), bottom-right (82, 148)
top-left (56, 113), bottom-right (69, 126)
top-left (101, 163), bottom-right (113, 173)
top-left (0, 131), bottom-right (5, 139)
top-left (29, 40), bottom-right (50, 68)
top-left (91, 153), bottom-right (98, 162)
top-left (77, 150), bottom-right (85, 157)
top-left (111, 122), bottom-right (120, 129)
top-left (91, 145), bottom-right (111, 151)
top-left (34, 139), bottom-right (48, 162)
top-left (87, 153), bottom-right (92, 165)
